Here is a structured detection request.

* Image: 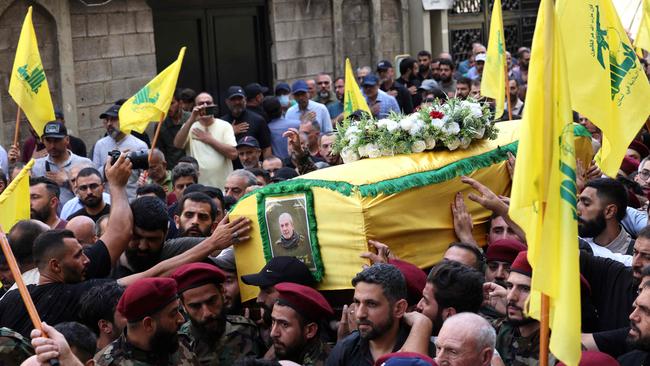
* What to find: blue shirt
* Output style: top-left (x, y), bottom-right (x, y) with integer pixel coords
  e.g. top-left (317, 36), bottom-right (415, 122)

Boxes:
top-left (267, 117), bottom-right (301, 160)
top-left (366, 90), bottom-right (401, 119)
top-left (285, 100), bottom-right (333, 133)
top-left (327, 101), bottom-right (344, 119)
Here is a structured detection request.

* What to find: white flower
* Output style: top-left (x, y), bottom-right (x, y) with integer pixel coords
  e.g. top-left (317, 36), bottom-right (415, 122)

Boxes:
top-left (408, 119), bottom-right (425, 136)
top-left (341, 148), bottom-right (360, 163)
top-left (411, 140), bottom-right (426, 153)
top-left (377, 119), bottom-right (392, 128)
top-left (430, 118), bottom-right (444, 129)
top-left (345, 126), bottom-right (360, 137)
top-left (365, 144), bottom-right (382, 158)
top-left (460, 137), bottom-right (472, 149)
top-left (446, 138), bottom-right (461, 151)
top-left (425, 137), bottom-right (436, 149)
top-left (349, 135), bottom-right (359, 146)
top-left (443, 122), bottom-right (461, 135)
top-left (399, 118), bottom-right (414, 132)
top-left (473, 127), bottom-right (485, 139)
top-left (386, 120), bottom-right (400, 132)
top-left (357, 144), bottom-right (368, 157)
top-left (464, 102), bottom-right (483, 117)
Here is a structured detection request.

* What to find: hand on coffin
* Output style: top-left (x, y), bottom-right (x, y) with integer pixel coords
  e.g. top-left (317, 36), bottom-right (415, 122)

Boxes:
top-left (451, 192), bottom-right (478, 246)
top-left (461, 176), bottom-right (509, 218)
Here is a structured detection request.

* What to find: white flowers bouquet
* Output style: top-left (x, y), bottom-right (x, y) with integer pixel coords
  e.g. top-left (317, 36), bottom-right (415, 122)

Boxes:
top-left (333, 98), bottom-right (497, 163)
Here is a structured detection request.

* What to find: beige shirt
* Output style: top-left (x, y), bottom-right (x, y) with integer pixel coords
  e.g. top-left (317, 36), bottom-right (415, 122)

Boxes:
top-left (183, 118), bottom-right (237, 189)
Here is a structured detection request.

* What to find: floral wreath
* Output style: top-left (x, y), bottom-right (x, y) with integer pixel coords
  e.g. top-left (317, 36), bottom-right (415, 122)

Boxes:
top-left (333, 98), bottom-right (498, 162)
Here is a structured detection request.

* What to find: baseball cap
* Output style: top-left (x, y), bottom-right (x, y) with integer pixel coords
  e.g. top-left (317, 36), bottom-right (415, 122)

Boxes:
top-left (244, 83), bottom-right (269, 99)
top-left (418, 79), bottom-right (439, 92)
top-left (377, 60), bottom-right (393, 71)
top-left (241, 256), bottom-right (315, 287)
top-left (275, 82), bottom-right (291, 94)
top-left (236, 136), bottom-right (260, 149)
top-left (42, 121), bottom-right (68, 139)
top-left (226, 86), bottom-right (246, 99)
top-left (475, 53), bottom-right (487, 62)
top-left (272, 167), bottom-right (299, 182)
top-left (99, 104), bottom-right (120, 119)
top-left (291, 80), bottom-right (309, 94)
top-left (361, 74), bottom-right (379, 86)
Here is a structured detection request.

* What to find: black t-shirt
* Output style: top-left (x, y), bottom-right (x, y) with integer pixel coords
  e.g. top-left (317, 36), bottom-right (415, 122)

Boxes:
top-left (247, 105), bottom-right (269, 123)
top-left (68, 135), bottom-right (87, 158)
top-left (221, 110), bottom-right (271, 147)
top-left (158, 111), bottom-right (191, 168)
top-left (395, 77), bottom-right (422, 108)
top-left (0, 240), bottom-right (113, 337)
top-left (580, 251), bottom-right (636, 331)
top-left (68, 204), bottom-right (111, 223)
top-left (619, 350), bottom-right (650, 365)
top-left (593, 327), bottom-right (631, 358)
top-left (110, 237), bottom-right (204, 279)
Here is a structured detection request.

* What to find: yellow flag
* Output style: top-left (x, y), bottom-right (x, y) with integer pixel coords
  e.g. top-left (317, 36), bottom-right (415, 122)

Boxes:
top-left (0, 159), bottom-right (35, 232)
top-left (557, 0), bottom-right (650, 177)
top-left (509, 0), bottom-right (581, 364)
top-left (343, 58), bottom-right (371, 118)
top-left (119, 47), bottom-right (186, 133)
top-left (481, 0), bottom-right (507, 119)
top-left (636, 0), bottom-right (650, 52)
top-left (8, 6), bottom-right (55, 137)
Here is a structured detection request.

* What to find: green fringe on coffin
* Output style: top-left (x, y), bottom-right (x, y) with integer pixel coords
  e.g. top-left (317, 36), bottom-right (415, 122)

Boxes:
top-left (233, 140), bottom-right (519, 206)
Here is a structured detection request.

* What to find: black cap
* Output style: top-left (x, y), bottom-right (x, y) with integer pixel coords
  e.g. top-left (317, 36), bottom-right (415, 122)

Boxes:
top-left (241, 256), bottom-right (315, 287)
top-left (377, 60), bottom-right (393, 71)
top-left (272, 167), bottom-right (299, 182)
top-left (244, 83), bottom-right (269, 99)
top-left (99, 104), bottom-right (120, 119)
top-left (226, 86), bottom-right (246, 99)
top-left (236, 136), bottom-right (260, 149)
top-left (42, 121), bottom-right (67, 138)
top-left (274, 82), bottom-right (291, 94)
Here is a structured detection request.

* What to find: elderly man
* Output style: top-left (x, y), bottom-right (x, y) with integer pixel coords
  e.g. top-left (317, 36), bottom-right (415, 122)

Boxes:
top-left (435, 312), bottom-right (495, 366)
top-left (224, 169), bottom-right (258, 202)
top-left (145, 149), bottom-right (172, 194)
top-left (275, 213), bottom-right (305, 249)
top-left (236, 136), bottom-right (262, 169)
top-left (362, 75), bottom-right (400, 119)
top-left (65, 216), bottom-right (98, 247)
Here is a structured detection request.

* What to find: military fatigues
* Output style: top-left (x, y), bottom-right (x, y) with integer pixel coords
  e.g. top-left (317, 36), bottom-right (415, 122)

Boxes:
top-left (495, 323), bottom-right (556, 366)
top-left (0, 327), bottom-right (34, 364)
top-left (178, 315), bottom-right (263, 365)
top-left (283, 339), bottom-right (331, 366)
top-left (94, 333), bottom-right (199, 366)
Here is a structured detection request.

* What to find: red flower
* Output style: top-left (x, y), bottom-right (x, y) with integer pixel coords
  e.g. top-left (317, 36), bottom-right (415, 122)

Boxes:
top-left (429, 110), bottom-right (444, 119)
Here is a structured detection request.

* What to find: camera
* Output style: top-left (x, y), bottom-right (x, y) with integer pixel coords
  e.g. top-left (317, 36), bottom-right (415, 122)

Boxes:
top-left (107, 150), bottom-right (149, 170)
top-left (203, 105), bottom-right (217, 117)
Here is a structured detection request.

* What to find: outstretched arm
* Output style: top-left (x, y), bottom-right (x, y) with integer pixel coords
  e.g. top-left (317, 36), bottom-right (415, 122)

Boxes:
top-left (101, 153), bottom-right (134, 265)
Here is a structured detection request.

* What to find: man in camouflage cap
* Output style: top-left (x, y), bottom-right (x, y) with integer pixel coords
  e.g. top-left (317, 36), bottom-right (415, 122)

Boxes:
top-left (495, 251), bottom-right (555, 366)
top-left (269, 282), bottom-right (334, 365)
top-left (94, 277), bottom-right (198, 365)
top-left (171, 262), bottom-right (263, 364)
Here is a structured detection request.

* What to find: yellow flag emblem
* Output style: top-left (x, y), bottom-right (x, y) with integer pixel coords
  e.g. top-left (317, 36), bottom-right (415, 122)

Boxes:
top-left (343, 58), bottom-right (371, 118)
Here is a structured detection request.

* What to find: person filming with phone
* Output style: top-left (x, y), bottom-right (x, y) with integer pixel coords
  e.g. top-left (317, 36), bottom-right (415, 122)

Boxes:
top-left (173, 92), bottom-right (238, 190)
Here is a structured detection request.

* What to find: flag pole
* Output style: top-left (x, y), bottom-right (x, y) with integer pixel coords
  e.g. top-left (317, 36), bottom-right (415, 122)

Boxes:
top-left (13, 108), bottom-right (22, 147)
top-left (148, 113), bottom-right (165, 162)
top-left (505, 63), bottom-right (513, 120)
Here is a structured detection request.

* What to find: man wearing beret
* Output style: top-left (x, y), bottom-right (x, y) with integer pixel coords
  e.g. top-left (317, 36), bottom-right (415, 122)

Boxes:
top-left (267, 282), bottom-right (333, 365)
top-left (212, 248), bottom-right (243, 316)
top-left (484, 239), bottom-right (526, 288)
top-left (495, 251), bottom-right (556, 366)
top-left (94, 277), bottom-right (199, 365)
top-left (171, 262), bottom-right (262, 365)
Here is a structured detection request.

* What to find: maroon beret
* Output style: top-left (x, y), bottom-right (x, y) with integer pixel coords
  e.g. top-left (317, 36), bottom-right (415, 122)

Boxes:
top-left (171, 262), bottom-right (225, 293)
top-left (374, 352), bottom-right (438, 366)
top-left (389, 259), bottom-right (426, 306)
top-left (510, 251), bottom-right (532, 277)
top-left (557, 351), bottom-right (618, 366)
top-left (274, 282), bottom-right (334, 322)
top-left (486, 239), bottom-right (527, 264)
top-left (629, 139), bottom-right (650, 160)
top-left (117, 278), bottom-right (178, 322)
top-left (620, 155), bottom-right (640, 176)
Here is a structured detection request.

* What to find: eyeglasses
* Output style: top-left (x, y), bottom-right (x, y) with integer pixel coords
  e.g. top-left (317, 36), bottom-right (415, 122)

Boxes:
top-left (78, 183), bottom-right (100, 191)
top-left (639, 170), bottom-right (650, 180)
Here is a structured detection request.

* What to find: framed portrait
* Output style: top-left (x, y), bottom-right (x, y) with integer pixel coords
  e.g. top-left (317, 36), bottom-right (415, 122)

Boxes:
top-left (256, 189), bottom-right (324, 281)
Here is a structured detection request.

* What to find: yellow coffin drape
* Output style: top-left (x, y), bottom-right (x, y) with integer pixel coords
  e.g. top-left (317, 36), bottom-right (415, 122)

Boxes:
top-left (231, 120), bottom-right (594, 301)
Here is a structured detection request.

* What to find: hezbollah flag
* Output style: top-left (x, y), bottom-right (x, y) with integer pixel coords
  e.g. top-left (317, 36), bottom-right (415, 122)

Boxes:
top-left (0, 159), bottom-right (34, 231)
top-left (636, 0), bottom-right (650, 52)
top-left (119, 47), bottom-right (186, 133)
top-left (481, 0), bottom-right (507, 119)
top-left (509, 0), bottom-right (581, 364)
top-left (8, 6), bottom-right (55, 137)
top-left (557, 0), bottom-right (650, 177)
top-left (343, 58), bottom-right (371, 118)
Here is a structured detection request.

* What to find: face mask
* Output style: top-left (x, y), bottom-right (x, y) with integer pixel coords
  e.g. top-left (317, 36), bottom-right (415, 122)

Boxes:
top-left (278, 95), bottom-right (290, 107)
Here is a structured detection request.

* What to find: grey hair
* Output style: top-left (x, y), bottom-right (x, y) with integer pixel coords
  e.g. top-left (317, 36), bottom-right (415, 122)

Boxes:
top-left (228, 169), bottom-right (258, 187)
top-left (356, 66), bottom-right (372, 75)
top-left (279, 212), bottom-right (294, 224)
top-left (445, 313), bottom-right (496, 352)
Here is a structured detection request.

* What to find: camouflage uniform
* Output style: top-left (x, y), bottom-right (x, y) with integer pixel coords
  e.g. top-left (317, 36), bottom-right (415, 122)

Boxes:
top-left (94, 333), bottom-right (199, 366)
top-left (178, 315), bottom-right (263, 365)
top-left (288, 338), bottom-right (331, 366)
top-left (0, 327), bottom-right (34, 365)
top-left (495, 323), bottom-right (556, 366)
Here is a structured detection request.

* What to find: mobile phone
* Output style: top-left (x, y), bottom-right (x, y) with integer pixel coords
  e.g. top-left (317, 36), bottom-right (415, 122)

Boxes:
top-left (203, 105), bottom-right (217, 116)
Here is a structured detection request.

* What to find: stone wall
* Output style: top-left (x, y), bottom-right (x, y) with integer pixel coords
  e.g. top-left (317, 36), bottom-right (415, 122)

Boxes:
top-left (69, 0), bottom-right (156, 145)
top-left (380, 0), bottom-right (404, 61)
top-left (341, 0), bottom-right (372, 71)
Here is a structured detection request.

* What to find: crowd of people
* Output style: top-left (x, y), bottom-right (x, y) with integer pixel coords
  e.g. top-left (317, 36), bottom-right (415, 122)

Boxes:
top-left (0, 42), bottom-right (649, 366)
